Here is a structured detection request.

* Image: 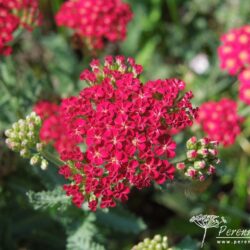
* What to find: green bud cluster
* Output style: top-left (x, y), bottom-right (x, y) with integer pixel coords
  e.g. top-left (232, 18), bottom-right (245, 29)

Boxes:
top-left (177, 136), bottom-right (220, 181)
top-left (131, 235), bottom-right (169, 250)
top-left (5, 112), bottom-right (48, 170)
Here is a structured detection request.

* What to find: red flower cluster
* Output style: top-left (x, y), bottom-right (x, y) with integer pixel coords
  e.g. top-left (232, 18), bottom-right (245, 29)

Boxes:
top-left (239, 68), bottom-right (250, 105)
top-left (0, 0), bottom-right (41, 55)
top-left (197, 98), bottom-right (243, 146)
top-left (218, 25), bottom-right (250, 75)
top-left (38, 56), bottom-right (197, 211)
top-left (55, 0), bottom-right (132, 50)
top-left (218, 25), bottom-right (250, 105)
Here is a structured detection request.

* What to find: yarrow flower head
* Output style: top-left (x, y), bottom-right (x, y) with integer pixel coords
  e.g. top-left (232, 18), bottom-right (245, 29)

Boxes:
top-left (5, 112), bottom-right (48, 170)
top-left (131, 235), bottom-right (169, 250)
top-left (38, 56), bottom-right (198, 211)
top-left (0, 0), bottom-right (41, 55)
top-left (218, 25), bottom-right (250, 75)
top-left (177, 136), bottom-right (220, 181)
top-left (55, 0), bottom-right (132, 51)
top-left (238, 68), bottom-right (250, 105)
top-left (197, 98), bottom-right (243, 147)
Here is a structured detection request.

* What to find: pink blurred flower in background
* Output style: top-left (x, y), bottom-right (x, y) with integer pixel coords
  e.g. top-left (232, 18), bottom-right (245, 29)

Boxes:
top-left (55, 0), bottom-right (132, 51)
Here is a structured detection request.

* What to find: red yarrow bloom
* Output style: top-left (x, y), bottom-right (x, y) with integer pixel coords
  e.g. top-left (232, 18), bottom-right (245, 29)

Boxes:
top-left (39, 56), bottom-right (198, 211)
top-left (218, 25), bottom-right (250, 75)
top-left (55, 0), bottom-right (132, 51)
top-left (197, 98), bottom-right (243, 146)
top-left (0, 0), bottom-right (41, 55)
top-left (238, 68), bottom-right (250, 105)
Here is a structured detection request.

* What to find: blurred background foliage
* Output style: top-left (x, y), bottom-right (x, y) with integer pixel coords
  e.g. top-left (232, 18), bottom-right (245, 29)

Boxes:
top-left (0, 0), bottom-right (250, 249)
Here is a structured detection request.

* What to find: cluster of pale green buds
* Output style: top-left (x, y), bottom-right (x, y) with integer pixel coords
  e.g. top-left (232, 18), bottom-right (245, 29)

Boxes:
top-left (177, 136), bottom-right (220, 181)
top-left (131, 235), bottom-right (170, 250)
top-left (5, 112), bottom-right (48, 170)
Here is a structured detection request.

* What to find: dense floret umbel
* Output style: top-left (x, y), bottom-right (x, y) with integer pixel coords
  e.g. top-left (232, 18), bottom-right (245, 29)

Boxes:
top-left (37, 56), bottom-right (198, 210)
top-left (0, 0), bottom-right (41, 55)
top-left (55, 0), bottom-right (132, 51)
top-left (197, 98), bottom-right (243, 146)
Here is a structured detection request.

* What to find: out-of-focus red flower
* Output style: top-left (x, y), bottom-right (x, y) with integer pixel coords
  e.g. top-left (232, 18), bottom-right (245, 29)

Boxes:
top-left (218, 25), bottom-right (250, 75)
top-left (55, 0), bottom-right (132, 51)
top-left (238, 68), bottom-right (250, 105)
top-left (0, 0), bottom-right (41, 55)
top-left (197, 98), bottom-right (243, 146)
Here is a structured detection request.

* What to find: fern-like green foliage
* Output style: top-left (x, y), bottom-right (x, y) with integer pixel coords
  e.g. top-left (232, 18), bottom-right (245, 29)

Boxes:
top-left (66, 214), bottom-right (105, 250)
top-left (27, 186), bottom-right (71, 211)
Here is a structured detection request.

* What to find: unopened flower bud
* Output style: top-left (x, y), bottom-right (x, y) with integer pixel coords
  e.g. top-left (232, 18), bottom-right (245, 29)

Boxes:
top-left (198, 148), bottom-right (209, 157)
top-left (35, 116), bottom-right (41, 125)
top-left (208, 165), bottom-right (216, 175)
top-left (187, 150), bottom-right (198, 160)
top-left (199, 175), bottom-right (206, 181)
top-left (36, 143), bottom-right (44, 152)
top-left (216, 159), bottom-right (221, 164)
top-left (18, 119), bottom-right (25, 127)
top-left (13, 123), bottom-right (19, 130)
top-left (27, 131), bottom-right (34, 138)
top-left (41, 159), bottom-right (48, 170)
top-left (200, 138), bottom-right (208, 146)
top-left (30, 155), bottom-right (40, 165)
top-left (21, 140), bottom-right (28, 147)
top-left (186, 167), bottom-right (197, 178)
top-left (194, 160), bottom-right (206, 169)
top-left (208, 148), bottom-right (218, 156)
top-left (20, 148), bottom-right (30, 158)
top-left (156, 244), bottom-right (162, 249)
top-left (30, 112), bottom-right (37, 118)
top-left (28, 123), bottom-right (34, 130)
top-left (186, 136), bottom-right (197, 149)
top-left (154, 235), bottom-right (161, 242)
top-left (176, 162), bottom-right (186, 170)
top-left (5, 129), bottom-right (11, 137)
top-left (18, 131), bottom-right (25, 138)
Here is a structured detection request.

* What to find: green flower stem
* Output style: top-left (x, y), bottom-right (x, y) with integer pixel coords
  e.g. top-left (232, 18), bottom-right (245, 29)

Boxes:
top-left (41, 150), bottom-right (64, 167)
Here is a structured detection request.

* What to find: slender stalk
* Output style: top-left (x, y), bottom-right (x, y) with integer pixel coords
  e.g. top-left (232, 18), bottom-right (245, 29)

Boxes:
top-left (41, 150), bottom-right (64, 167)
top-left (201, 228), bottom-right (207, 248)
